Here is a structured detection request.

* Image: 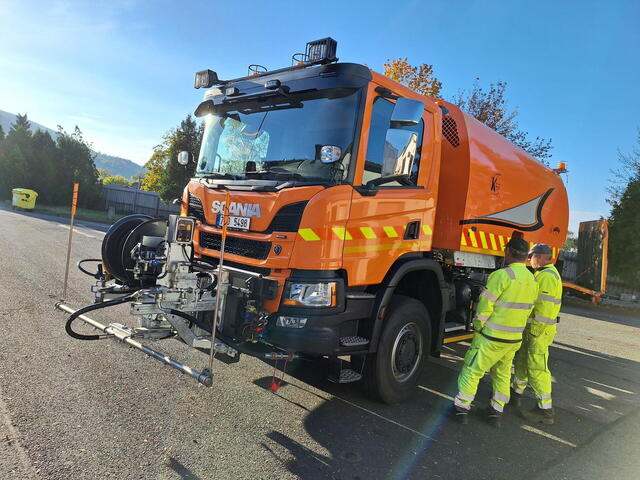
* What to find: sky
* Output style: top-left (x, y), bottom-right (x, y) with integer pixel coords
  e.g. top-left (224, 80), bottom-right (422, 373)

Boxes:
top-left (1, 0), bottom-right (638, 232)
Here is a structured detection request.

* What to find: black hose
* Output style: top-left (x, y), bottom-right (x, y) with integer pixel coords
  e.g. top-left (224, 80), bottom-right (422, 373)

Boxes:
top-left (77, 258), bottom-right (103, 278)
top-left (65, 293), bottom-right (138, 341)
top-left (164, 309), bottom-right (200, 328)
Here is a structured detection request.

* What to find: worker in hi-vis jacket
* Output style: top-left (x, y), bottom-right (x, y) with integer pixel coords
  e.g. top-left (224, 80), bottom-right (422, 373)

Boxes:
top-left (511, 243), bottom-right (562, 425)
top-left (453, 238), bottom-right (537, 427)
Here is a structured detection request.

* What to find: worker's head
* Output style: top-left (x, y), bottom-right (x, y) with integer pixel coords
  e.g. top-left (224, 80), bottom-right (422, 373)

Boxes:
top-left (504, 238), bottom-right (529, 264)
top-left (528, 243), bottom-right (553, 269)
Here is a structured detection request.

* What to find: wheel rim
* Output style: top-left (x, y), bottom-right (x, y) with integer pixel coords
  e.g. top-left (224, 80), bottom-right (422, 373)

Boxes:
top-left (390, 322), bottom-right (423, 383)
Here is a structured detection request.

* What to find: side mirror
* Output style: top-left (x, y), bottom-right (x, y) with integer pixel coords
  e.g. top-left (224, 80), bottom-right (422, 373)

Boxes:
top-left (390, 98), bottom-right (424, 127)
top-left (381, 129), bottom-right (418, 177)
top-left (177, 151), bottom-right (193, 166)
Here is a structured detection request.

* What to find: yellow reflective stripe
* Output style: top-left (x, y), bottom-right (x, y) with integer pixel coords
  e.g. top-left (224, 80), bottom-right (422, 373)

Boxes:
top-left (498, 235), bottom-right (506, 250)
top-left (359, 226), bottom-right (376, 239)
top-left (383, 226), bottom-right (398, 238)
top-left (298, 228), bottom-right (321, 241)
top-left (468, 230), bottom-right (478, 247)
top-left (331, 227), bottom-right (352, 240)
top-left (344, 240), bottom-right (430, 254)
top-left (422, 225), bottom-right (433, 235)
top-left (479, 231), bottom-right (488, 249)
top-left (489, 233), bottom-right (498, 251)
top-left (461, 232), bottom-right (468, 246)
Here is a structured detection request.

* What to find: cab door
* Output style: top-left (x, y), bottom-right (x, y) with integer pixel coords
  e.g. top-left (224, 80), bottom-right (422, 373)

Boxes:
top-left (343, 85), bottom-right (437, 287)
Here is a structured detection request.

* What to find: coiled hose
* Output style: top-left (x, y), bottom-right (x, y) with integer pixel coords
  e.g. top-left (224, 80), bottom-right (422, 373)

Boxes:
top-left (65, 293), bottom-right (138, 341)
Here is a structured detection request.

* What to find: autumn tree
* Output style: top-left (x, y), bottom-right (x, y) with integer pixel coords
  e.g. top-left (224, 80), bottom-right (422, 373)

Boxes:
top-left (452, 80), bottom-right (553, 163)
top-left (383, 58), bottom-right (442, 98)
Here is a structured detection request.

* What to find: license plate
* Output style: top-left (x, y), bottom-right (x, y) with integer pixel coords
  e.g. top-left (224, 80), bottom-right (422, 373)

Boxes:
top-left (216, 214), bottom-right (251, 231)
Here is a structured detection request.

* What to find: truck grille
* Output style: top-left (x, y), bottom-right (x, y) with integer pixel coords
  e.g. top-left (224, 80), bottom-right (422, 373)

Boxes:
top-left (199, 232), bottom-right (272, 260)
top-left (263, 201), bottom-right (307, 233)
top-left (188, 194), bottom-right (206, 222)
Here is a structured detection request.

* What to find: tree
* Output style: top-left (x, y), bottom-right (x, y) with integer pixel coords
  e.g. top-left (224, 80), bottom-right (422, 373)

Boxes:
top-left (141, 115), bottom-right (204, 202)
top-left (0, 124), bottom-right (5, 141)
top-left (607, 129), bottom-right (640, 205)
top-left (563, 231), bottom-right (577, 252)
top-left (383, 58), bottom-right (442, 98)
top-left (11, 113), bottom-right (31, 132)
top-left (608, 132), bottom-right (640, 283)
top-left (102, 175), bottom-right (131, 186)
top-left (452, 80), bottom-right (553, 163)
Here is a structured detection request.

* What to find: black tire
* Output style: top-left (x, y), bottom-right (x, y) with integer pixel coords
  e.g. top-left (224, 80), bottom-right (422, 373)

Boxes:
top-left (364, 295), bottom-right (431, 404)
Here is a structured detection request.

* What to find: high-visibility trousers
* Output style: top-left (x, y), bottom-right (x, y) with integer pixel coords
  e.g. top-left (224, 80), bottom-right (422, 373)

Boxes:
top-left (513, 325), bottom-right (556, 409)
top-left (455, 333), bottom-right (521, 413)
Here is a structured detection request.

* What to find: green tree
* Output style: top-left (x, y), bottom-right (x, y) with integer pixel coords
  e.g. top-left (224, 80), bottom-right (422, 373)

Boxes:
top-left (0, 124), bottom-right (5, 141)
top-left (53, 126), bottom-right (101, 208)
top-left (563, 231), bottom-right (577, 252)
top-left (608, 132), bottom-right (640, 283)
top-left (142, 115), bottom-right (203, 202)
top-left (103, 174), bottom-right (131, 186)
top-left (11, 113), bottom-right (31, 132)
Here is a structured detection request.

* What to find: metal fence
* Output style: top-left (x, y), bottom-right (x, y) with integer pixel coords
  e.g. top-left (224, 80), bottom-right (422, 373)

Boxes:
top-left (102, 184), bottom-right (180, 218)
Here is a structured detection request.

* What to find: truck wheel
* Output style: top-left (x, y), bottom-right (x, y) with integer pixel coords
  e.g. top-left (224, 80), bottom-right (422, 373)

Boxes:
top-left (365, 295), bottom-right (431, 404)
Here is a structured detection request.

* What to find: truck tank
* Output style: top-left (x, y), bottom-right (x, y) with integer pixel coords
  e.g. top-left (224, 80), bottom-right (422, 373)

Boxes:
top-left (431, 100), bottom-right (569, 261)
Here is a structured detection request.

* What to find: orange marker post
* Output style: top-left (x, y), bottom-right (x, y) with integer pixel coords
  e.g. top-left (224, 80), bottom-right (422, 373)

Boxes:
top-left (61, 183), bottom-right (79, 301)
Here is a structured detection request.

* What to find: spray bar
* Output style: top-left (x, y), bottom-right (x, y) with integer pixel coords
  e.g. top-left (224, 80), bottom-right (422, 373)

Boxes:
top-left (55, 302), bottom-right (213, 386)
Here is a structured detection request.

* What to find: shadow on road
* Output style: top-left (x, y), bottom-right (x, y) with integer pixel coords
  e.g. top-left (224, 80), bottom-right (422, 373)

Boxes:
top-left (253, 336), bottom-right (640, 480)
top-left (168, 457), bottom-right (203, 480)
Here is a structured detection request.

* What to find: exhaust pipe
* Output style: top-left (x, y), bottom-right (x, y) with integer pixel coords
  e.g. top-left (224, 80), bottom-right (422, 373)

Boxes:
top-left (55, 302), bottom-right (213, 386)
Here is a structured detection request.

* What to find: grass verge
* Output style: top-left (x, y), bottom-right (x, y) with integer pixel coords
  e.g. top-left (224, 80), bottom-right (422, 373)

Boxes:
top-left (3, 200), bottom-right (125, 224)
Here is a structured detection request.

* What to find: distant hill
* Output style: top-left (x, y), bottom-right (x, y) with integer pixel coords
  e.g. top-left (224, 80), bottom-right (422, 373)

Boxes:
top-left (0, 109), bottom-right (145, 179)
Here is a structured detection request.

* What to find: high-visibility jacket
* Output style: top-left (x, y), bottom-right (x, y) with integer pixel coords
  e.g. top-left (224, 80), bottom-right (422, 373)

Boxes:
top-left (530, 264), bottom-right (562, 333)
top-left (474, 262), bottom-right (538, 342)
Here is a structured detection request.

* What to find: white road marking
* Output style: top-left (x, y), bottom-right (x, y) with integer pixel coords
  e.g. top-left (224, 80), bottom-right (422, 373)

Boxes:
top-left (57, 224), bottom-right (96, 238)
top-left (521, 425), bottom-right (577, 447)
top-left (418, 385), bottom-right (455, 401)
top-left (0, 388), bottom-right (39, 478)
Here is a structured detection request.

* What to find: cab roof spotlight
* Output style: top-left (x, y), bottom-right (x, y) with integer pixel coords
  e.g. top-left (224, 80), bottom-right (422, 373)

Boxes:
top-left (194, 69), bottom-right (220, 89)
top-left (305, 37), bottom-right (338, 64)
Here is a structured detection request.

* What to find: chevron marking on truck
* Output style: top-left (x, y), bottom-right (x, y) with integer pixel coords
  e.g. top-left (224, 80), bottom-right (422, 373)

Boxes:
top-left (459, 228), bottom-right (560, 260)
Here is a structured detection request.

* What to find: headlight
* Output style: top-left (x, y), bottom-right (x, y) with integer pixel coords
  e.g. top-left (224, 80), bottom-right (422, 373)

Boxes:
top-left (283, 282), bottom-right (337, 307)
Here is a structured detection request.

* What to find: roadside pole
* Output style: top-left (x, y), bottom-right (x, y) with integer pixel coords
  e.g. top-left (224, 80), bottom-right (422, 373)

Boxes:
top-left (61, 183), bottom-right (79, 301)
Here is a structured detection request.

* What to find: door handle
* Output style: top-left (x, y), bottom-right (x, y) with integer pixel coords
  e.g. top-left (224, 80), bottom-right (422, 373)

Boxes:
top-left (404, 221), bottom-right (421, 240)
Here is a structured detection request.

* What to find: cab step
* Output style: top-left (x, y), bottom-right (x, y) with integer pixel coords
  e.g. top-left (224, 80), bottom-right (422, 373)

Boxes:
top-left (444, 322), bottom-right (467, 333)
top-left (329, 368), bottom-right (363, 384)
top-left (340, 336), bottom-right (370, 347)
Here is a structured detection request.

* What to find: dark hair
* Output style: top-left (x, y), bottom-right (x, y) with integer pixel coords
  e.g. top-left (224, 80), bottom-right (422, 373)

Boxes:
top-left (507, 246), bottom-right (528, 261)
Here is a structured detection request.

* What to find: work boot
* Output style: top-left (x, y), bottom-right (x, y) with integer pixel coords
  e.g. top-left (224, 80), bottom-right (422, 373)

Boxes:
top-left (522, 406), bottom-right (554, 425)
top-left (510, 389), bottom-right (523, 408)
top-left (452, 405), bottom-right (469, 425)
top-left (486, 405), bottom-right (502, 428)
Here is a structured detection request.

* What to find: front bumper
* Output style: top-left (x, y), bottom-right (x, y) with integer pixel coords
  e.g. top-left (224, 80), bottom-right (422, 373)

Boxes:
top-left (264, 294), bottom-right (374, 356)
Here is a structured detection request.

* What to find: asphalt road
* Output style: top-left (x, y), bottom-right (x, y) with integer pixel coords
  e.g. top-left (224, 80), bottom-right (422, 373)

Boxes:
top-left (1, 206), bottom-right (639, 480)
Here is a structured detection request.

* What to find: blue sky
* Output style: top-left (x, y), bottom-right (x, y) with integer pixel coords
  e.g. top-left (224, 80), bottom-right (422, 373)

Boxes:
top-left (1, 0), bottom-right (638, 231)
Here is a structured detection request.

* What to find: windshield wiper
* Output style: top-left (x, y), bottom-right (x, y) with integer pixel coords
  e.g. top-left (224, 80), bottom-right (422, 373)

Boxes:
top-left (198, 172), bottom-right (240, 180)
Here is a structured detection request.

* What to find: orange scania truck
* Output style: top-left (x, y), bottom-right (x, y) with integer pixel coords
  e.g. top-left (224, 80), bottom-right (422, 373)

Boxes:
top-left (58, 38), bottom-right (568, 403)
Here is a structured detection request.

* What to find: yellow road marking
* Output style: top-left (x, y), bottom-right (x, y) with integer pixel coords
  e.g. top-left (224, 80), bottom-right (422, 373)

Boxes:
top-left (360, 226), bottom-right (377, 239)
top-left (383, 226), bottom-right (398, 238)
top-left (331, 227), bottom-right (352, 240)
top-left (298, 228), bottom-right (320, 241)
